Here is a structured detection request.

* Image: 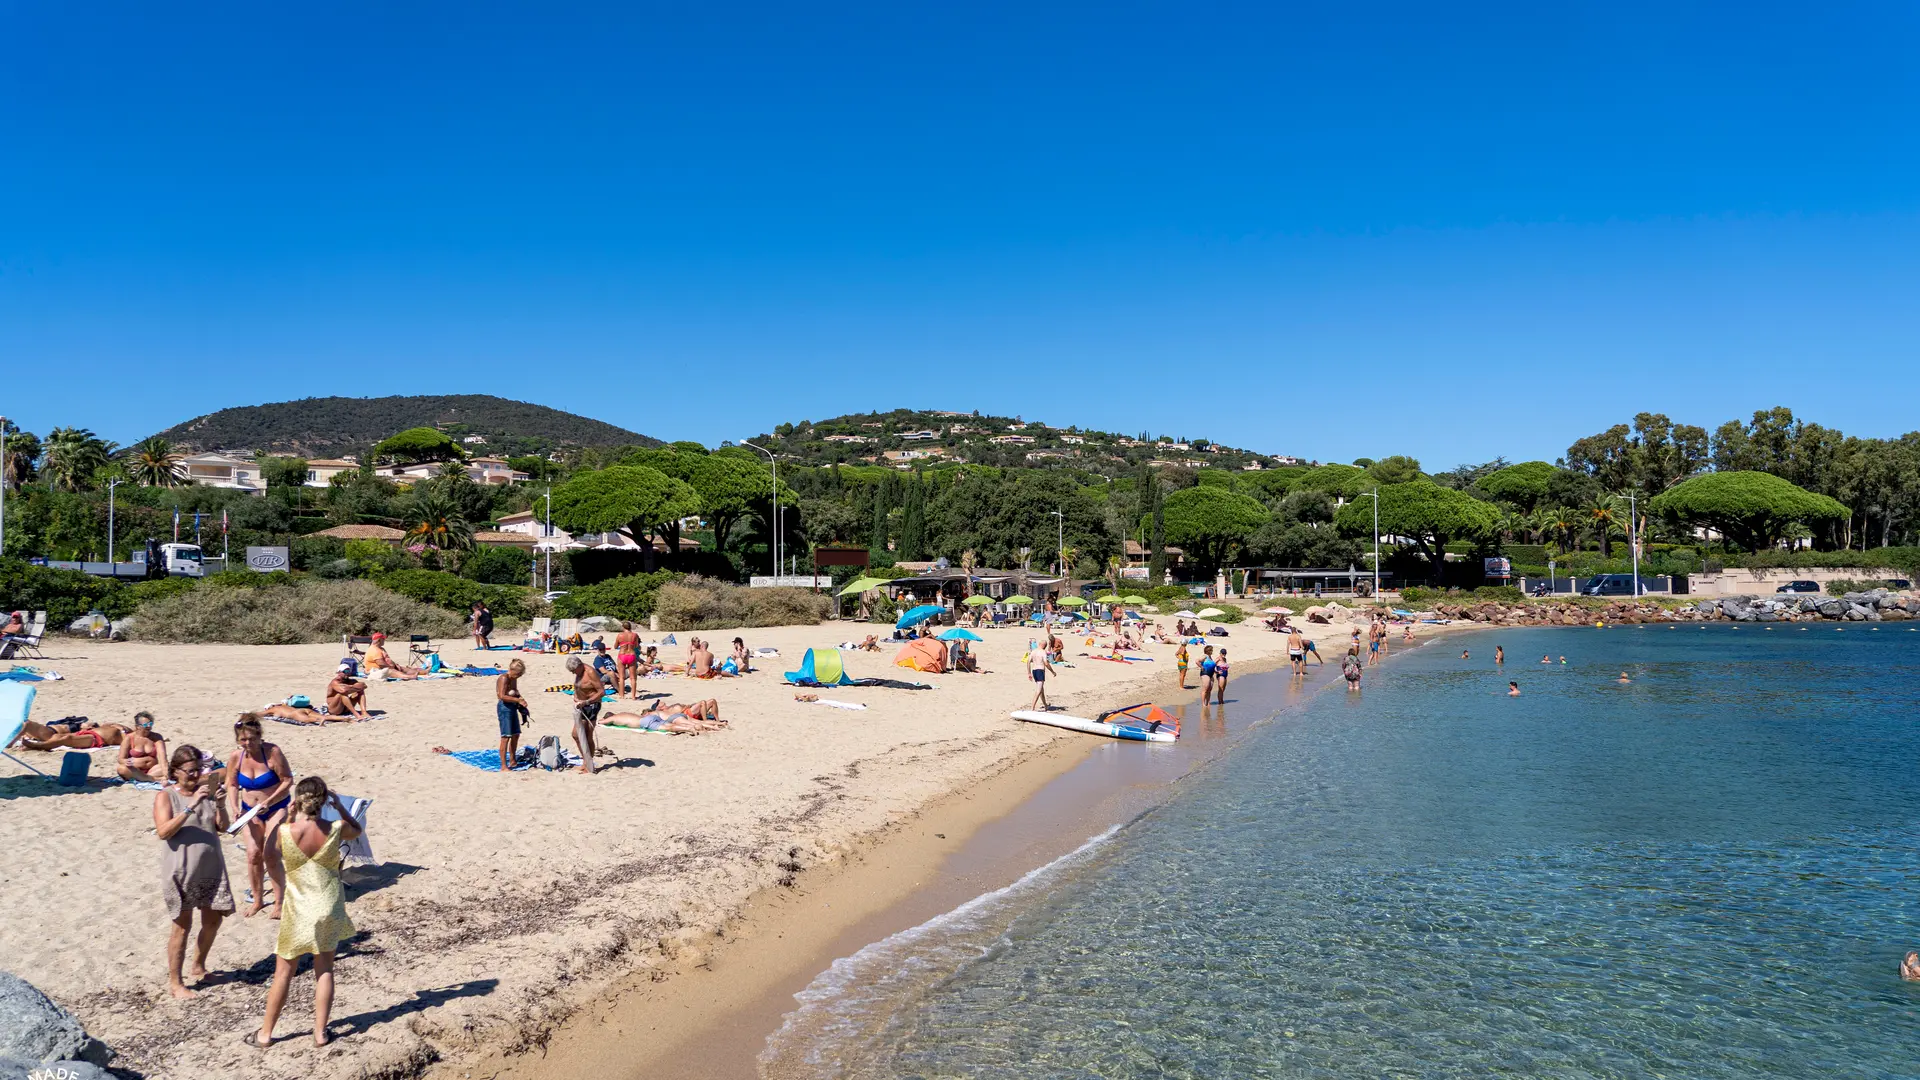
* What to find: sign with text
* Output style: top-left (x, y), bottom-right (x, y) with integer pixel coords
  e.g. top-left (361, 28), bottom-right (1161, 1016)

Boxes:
top-left (246, 545), bottom-right (291, 573)
top-left (750, 575), bottom-right (832, 588)
top-left (1484, 556), bottom-right (1512, 580)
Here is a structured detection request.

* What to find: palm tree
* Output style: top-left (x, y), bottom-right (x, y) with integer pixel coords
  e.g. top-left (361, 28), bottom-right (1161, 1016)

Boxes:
top-left (437, 459), bottom-right (469, 481)
top-left (127, 436), bottom-right (186, 487)
top-left (41, 427), bottom-right (113, 492)
top-left (1, 427), bottom-right (40, 490)
top-left (1542, 506), bottom-right (1579, 555)
top-left (404, 488), bottom-right (474, 567)
top-left (1584, 495), bottom-right (1623, 558)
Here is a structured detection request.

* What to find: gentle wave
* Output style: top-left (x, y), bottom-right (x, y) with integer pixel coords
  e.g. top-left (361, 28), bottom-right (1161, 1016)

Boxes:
top-left (757, 822), bottom-right (1126, 1079)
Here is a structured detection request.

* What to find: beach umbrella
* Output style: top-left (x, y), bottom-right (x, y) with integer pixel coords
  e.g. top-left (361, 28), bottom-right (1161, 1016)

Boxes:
top-left (962, 594), bottom-right (994, 606)
top-left (1122, 594), bottom-right (1148, 604)
top-left (1263, 606), bottom-right (1289, 614)
top-left (838, 575), bottom-right (887, 596)
top-left (1142, 604), bottom-right (1159, 612)
top-left (1004, 594), bottom-right (1035, 605)
top-left (896, 604), bottom-right (947, 629)
top-left (1196, 607), bottom-right (1225, 618)
top-left (938, 627), bottom-right (984, 642)
top-left (1096, 593), bottom-right (1124, 603)
top-left (1058, 596), bottom-right (1088, 607)
top-left (1173, 609), bottom-right (1199, 618)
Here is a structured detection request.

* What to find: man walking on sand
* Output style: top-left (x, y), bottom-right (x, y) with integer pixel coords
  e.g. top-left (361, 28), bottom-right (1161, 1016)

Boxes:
top-left (1027, 639), bottom-right (1055, 711)
top-left (565, 656), bottom-right (604, 774)
top-left (495, 659), bottom-right (530, 771)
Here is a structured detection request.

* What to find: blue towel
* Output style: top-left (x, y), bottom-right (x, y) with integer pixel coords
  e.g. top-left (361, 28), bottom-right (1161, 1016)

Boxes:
top-left (462, 665), bottom-right (508, 676)
top-left (445, 748), bottom-right (580, 772)
top-left (0, 668), bottom-right (44, 682)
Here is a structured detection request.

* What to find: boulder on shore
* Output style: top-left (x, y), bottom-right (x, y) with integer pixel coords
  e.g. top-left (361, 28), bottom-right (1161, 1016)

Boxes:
top-left (0, 970), bottom-right (112, 1069)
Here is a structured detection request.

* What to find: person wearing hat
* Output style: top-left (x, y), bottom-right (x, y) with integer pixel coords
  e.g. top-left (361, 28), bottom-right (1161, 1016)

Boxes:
top-left (326, 665), bottom-right (373, 720)
top-left (589, 640), bottom-right (618, 684)
top-left (363, 632), bottom-right (425, 681)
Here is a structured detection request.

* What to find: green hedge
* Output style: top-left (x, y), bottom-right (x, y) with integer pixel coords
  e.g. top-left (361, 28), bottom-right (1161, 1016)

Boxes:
top-left (374, 569), bottom-right (532, 621)
top-left (0, 558), bottom-right (133, 627)
top-left (1731, 548), bottom-right (1920, 576)
top-left (550, 571), bottom-right (682, 623)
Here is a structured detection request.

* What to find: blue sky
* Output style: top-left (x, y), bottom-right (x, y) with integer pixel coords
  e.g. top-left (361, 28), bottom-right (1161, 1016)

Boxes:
top-left (3, 2), bottom-right (1917, 467)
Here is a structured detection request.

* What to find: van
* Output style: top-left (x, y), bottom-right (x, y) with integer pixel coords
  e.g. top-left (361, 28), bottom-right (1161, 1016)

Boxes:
top-left (1581, 574), bottom-right (1646, 597)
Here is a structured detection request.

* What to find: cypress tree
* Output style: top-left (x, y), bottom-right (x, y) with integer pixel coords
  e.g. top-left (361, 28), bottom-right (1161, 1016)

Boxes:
top-left (1149, 472), bottom-right (1168, 586)
top-left (869, 482), bottom-right (889, 560)
top-left (899, 475), bottom-right (927, 561)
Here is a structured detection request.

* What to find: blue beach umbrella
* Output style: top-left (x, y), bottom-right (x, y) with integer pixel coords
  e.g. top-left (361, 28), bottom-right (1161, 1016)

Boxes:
top-left (897, 604), bottom-right (947, 629)
top-left (938, 627), bottom-right (984, 642)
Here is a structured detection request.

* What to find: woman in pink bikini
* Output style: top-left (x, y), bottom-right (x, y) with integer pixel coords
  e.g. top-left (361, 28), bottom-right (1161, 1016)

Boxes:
top-left (613, 623), bottom-right (642, 699)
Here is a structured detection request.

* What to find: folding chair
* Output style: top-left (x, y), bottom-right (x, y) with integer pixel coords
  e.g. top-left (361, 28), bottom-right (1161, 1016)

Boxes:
top-left (9, 612), bottom-right (48, 660)
top-left (407, 634), bottom-right (440, 665)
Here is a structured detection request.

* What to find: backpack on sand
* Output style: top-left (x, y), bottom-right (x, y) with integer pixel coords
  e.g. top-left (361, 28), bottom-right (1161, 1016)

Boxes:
top-left (536, 734), bottom-right (567, 771)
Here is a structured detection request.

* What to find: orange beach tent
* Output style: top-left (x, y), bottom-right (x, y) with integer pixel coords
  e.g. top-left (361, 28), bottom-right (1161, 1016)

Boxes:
top-left (892, 637), bottom-right (947, 673)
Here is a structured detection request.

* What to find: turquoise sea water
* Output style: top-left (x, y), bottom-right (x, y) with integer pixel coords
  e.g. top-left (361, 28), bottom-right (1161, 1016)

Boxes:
top-left (765, 626), bottom-right (1920, 1078)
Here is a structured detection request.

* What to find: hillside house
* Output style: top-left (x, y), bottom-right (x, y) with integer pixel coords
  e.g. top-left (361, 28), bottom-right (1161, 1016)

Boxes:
top-left (182, 452), bottom-right (266, 495)
top-left (898, 430), bottom-right (939, 441)
top-left (303, 458), bottom-right (360, 487)
top-left (989, 434), bottom-right (1036, 445)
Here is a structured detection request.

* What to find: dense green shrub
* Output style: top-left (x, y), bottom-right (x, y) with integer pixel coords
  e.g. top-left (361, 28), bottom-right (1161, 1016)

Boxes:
top-left (289, 534), bottom-right (346, 571)
top-left (460, 545), bottom-right (534, 586)
top-left (1732, 548), bottom-right (1920, 576)
top-left (346, 538), bottom-right (414, 575)
top-left (1827, 578), bottom-right (1903, 596)
top-left (1201, 605), bottom-right (1245, 624)
top-left (550, 571), bottom-right (682, 623)
top-left (1400, 587), bottom-right (1436, 605)
top-left (653, 576), bottom-right (833, 630)
top-left (0, 557), bottom-right (130, 627)
top-left (130, 578), bottom-right (465, 644)
top-left (314, 558), bottom-right (361, 580)
top-left (374, 569), bottom-right (531, 621)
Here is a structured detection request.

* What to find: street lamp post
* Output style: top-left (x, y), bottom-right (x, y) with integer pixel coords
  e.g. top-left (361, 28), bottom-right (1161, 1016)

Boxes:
top-left (1625, 491), bottom-right (1640, 598)
top-left (0, 416), bottom-right (8, 557)
top-left (1356, 489), bottom-right (1381, 598)
top-left (107, 478), bottom-right (125, 565)
top-left (742, 441), bottom-right (778, 580)
top-left (543, 487), bottom-right (553, 596)
top-left (1049, 508), bottom-right (1065, 623)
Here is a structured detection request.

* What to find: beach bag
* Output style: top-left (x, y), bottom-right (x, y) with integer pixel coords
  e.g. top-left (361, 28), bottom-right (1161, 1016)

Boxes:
top-left (286, 694), bottom-right (312, 709)
top-left (537, 734), bottom-right (567, 771)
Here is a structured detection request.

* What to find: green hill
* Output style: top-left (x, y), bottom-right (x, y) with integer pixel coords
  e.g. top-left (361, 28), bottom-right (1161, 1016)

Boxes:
top-left (154, 395), bottom-right (658, 459)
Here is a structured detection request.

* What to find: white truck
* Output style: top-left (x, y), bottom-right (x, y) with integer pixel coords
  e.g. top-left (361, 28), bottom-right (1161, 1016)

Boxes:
top-left (43, 542), bottom-right (207, 580)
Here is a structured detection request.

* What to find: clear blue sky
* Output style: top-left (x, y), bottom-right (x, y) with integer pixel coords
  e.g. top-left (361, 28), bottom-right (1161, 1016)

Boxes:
top-left (4, 2), bottom-right (1917, 468)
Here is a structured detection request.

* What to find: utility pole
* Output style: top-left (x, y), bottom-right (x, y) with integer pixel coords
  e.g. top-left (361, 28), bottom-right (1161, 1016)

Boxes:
top-left (742, 441), bottom-right (778, 580)
top-left (543, 487), bottom-right (553, 596)
top-left (1626, 491), bottom-right (1641, 598)
top-left (107, 479), bottom-right (124, 564)
top-left (0, 416), bottom-right (8, 557)
top-left (1357, 489), bottom-right (1381, 597)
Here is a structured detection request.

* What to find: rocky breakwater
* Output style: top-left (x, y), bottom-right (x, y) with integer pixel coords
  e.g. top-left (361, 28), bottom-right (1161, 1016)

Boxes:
top-left (1695, 588), bottom-right (1918, 623)
top-left (1425, 588), bottom-right (1918, 627)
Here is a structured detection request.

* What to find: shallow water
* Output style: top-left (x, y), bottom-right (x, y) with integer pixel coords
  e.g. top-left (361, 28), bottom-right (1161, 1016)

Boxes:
top-left (764, 625), bottom-right (1920, 1078)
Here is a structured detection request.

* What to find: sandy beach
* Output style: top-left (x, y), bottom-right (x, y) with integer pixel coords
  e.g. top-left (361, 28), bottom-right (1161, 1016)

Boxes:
top-left (0, 608), bottom-right (1432, 1078)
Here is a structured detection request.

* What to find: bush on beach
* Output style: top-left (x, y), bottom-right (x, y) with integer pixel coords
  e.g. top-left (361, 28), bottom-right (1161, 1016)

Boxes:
top-left (550, 571), bottom-right (681, 624)
top-left (373, 568), bottom-right (531, 622)
top-left (653, 576), bottom-right (833, 630)
top-left (129, 578), bottom-right (466, 644)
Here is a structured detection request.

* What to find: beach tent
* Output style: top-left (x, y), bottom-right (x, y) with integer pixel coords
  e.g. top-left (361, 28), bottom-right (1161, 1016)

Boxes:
top-left (962, 594), bottom-right (993, 607)
top-left (893, 638), bottom-right (947, 673)
top-left (897, 604), bottom-right (947, 629)
top-left (838, 576), bottom-right (889, 596)
top-left (938, 627), bottom-right (983, 642)
top-left (0, 681), bottom-right (48, 777)
top-left (784, 648), bottom-right (855, 687)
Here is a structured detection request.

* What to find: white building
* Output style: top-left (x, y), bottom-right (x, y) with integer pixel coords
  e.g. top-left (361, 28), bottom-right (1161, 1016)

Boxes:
top-left (495, 510), bottom-right (576, 550)
top-left (182, 452), bottom-right (266, 495)
top-left (376, 457), bottom-right (531, 487)
top-left (303, 458), bottom-right (360, 487)
top-left (899, 430), bottom-right (939, 441)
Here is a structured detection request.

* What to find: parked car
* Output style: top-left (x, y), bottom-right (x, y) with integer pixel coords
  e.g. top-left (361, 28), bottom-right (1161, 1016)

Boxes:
top-left (1776, 580), bottom-right (1820, 593)
top-left (1581, 574), bottom-right (1648, 597)
top-left (1891, 579), bottom-right (1913, 589)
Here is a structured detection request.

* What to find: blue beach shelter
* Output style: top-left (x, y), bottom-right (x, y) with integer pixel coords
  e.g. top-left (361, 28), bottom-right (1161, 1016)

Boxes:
top-left (938, 627), bottom-right (983, 642)
top-left (784, 648), bottom-right (855, 687)
top-left (896, 604), bottom-right (946, 629)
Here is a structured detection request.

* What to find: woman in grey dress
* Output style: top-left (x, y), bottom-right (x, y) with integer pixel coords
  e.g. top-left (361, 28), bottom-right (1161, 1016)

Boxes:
top-left (152, 744), bottom-right (235, 999)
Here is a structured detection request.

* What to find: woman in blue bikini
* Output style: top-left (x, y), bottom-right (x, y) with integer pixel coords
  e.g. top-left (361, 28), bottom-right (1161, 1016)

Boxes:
top-left (226, 714), bottom-right (294, 919)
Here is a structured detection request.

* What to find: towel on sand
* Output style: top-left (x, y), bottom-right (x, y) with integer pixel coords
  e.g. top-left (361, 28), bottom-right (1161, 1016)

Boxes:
top-left (444, 747), bottom-right (581, 772)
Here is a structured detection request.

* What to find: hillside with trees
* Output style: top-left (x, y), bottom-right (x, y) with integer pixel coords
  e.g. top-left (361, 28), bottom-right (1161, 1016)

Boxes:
top-left (152, 395), bottom-right (657, 459)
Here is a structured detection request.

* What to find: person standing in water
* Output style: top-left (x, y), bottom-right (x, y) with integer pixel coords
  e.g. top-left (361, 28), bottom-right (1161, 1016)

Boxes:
top-left (1288, 628), bottom-right (1308, 676)
top-left (1212, 649), bottom-right (1229, 704)
top-left (1198, 645), bottom-right (1217, 700)
top-left (1508, 681), bottom-right (1521, 696)
top-left (1495, 645), bottom-right (1504, 664)
top-left (1175, 640), bottom-right (1190, 689)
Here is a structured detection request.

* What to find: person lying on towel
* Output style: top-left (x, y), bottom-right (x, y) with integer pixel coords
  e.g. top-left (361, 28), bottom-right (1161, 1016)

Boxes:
top-left (13, 718), bottom-right (131, 751)
top-left (603, 699), bottom-right (725, 734)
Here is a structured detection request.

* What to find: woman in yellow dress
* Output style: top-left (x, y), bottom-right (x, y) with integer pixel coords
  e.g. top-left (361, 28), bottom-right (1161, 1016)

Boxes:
top-left (244, 776), bottom-right (360, 1050)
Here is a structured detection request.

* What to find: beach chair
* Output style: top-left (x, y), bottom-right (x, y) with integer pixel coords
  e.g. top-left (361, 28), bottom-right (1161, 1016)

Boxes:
top-left (555, 619), bottom-right (582, 650)
top-left (526, 617), bottom-right (552, 650)
top-left (407, 634), bottom-right (440, 664)
top-left (343, 634), bottom-right (372, 657)
top-left (8, 612), bottom-right (48, 660)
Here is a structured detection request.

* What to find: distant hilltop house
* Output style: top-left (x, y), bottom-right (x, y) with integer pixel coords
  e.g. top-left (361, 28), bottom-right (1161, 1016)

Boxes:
top-left (989, 434), bottom-right (1036, 445)
top-left (462, 435), bottom-right (487, 445)
top-left (370, 457), bottom-right (531, 487)
top-left (822, 434), bottom-right (872, 444)
top-left (1059, 435), bottom-right (1085, 444)
top-left (304, 458), bottom-right (360, 486)
top-left (883, 447), bottom-right (948, 464)
top-left (898, 429), bottom-right (939, 441)
top-left (182, 452), bottom-right (266, 495)
top-left (1025, 450), bottom-right (1070, 462)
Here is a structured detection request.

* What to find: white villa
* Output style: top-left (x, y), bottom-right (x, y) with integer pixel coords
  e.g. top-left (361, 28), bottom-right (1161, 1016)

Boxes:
top-left (182, 452), bottom-right (266, 495)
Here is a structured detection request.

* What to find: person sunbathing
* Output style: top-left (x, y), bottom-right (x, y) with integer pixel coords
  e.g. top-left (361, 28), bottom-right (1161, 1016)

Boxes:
top-left (258, 703), bottom-right (350, 725)
top-left (16, 719), bottom-right (131, 752)
top-left (603, 699), bottom-right (724, 734)
top-left (326, 666), bottom-right (373, 720)
top-left (115, 711), bottom-right (169, 781)
top-left (364, 633), bottom-right (425, 680)
top-left (856, 635), bottom-right (880, 652)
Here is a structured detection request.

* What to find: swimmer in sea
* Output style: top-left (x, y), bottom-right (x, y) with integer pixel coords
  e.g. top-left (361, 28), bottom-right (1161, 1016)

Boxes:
top-left (1460, 650), bottom-right (1470, 660)
top-left (1508, 681), bottom-right (1520, 696)
top-left (1541, 654), bottom-right (1552, 663)
top-left (1560, 656), bottom-right (1567, 664)
top-left (1494, 646), bottom-right (1504, 664)
top-left (1902, 951), bottom-right (1920, 981)
top-left (1617, 672), bottom-right (1631, 683)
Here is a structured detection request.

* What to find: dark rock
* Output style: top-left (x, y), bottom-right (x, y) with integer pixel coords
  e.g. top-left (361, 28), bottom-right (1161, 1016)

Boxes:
top-left (1817, 598), bottom-right (1847, 618)
top-left (0, 971), bottom-right (111, 1067)
top-left (0, 1055), bottom-right (114, 1080)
